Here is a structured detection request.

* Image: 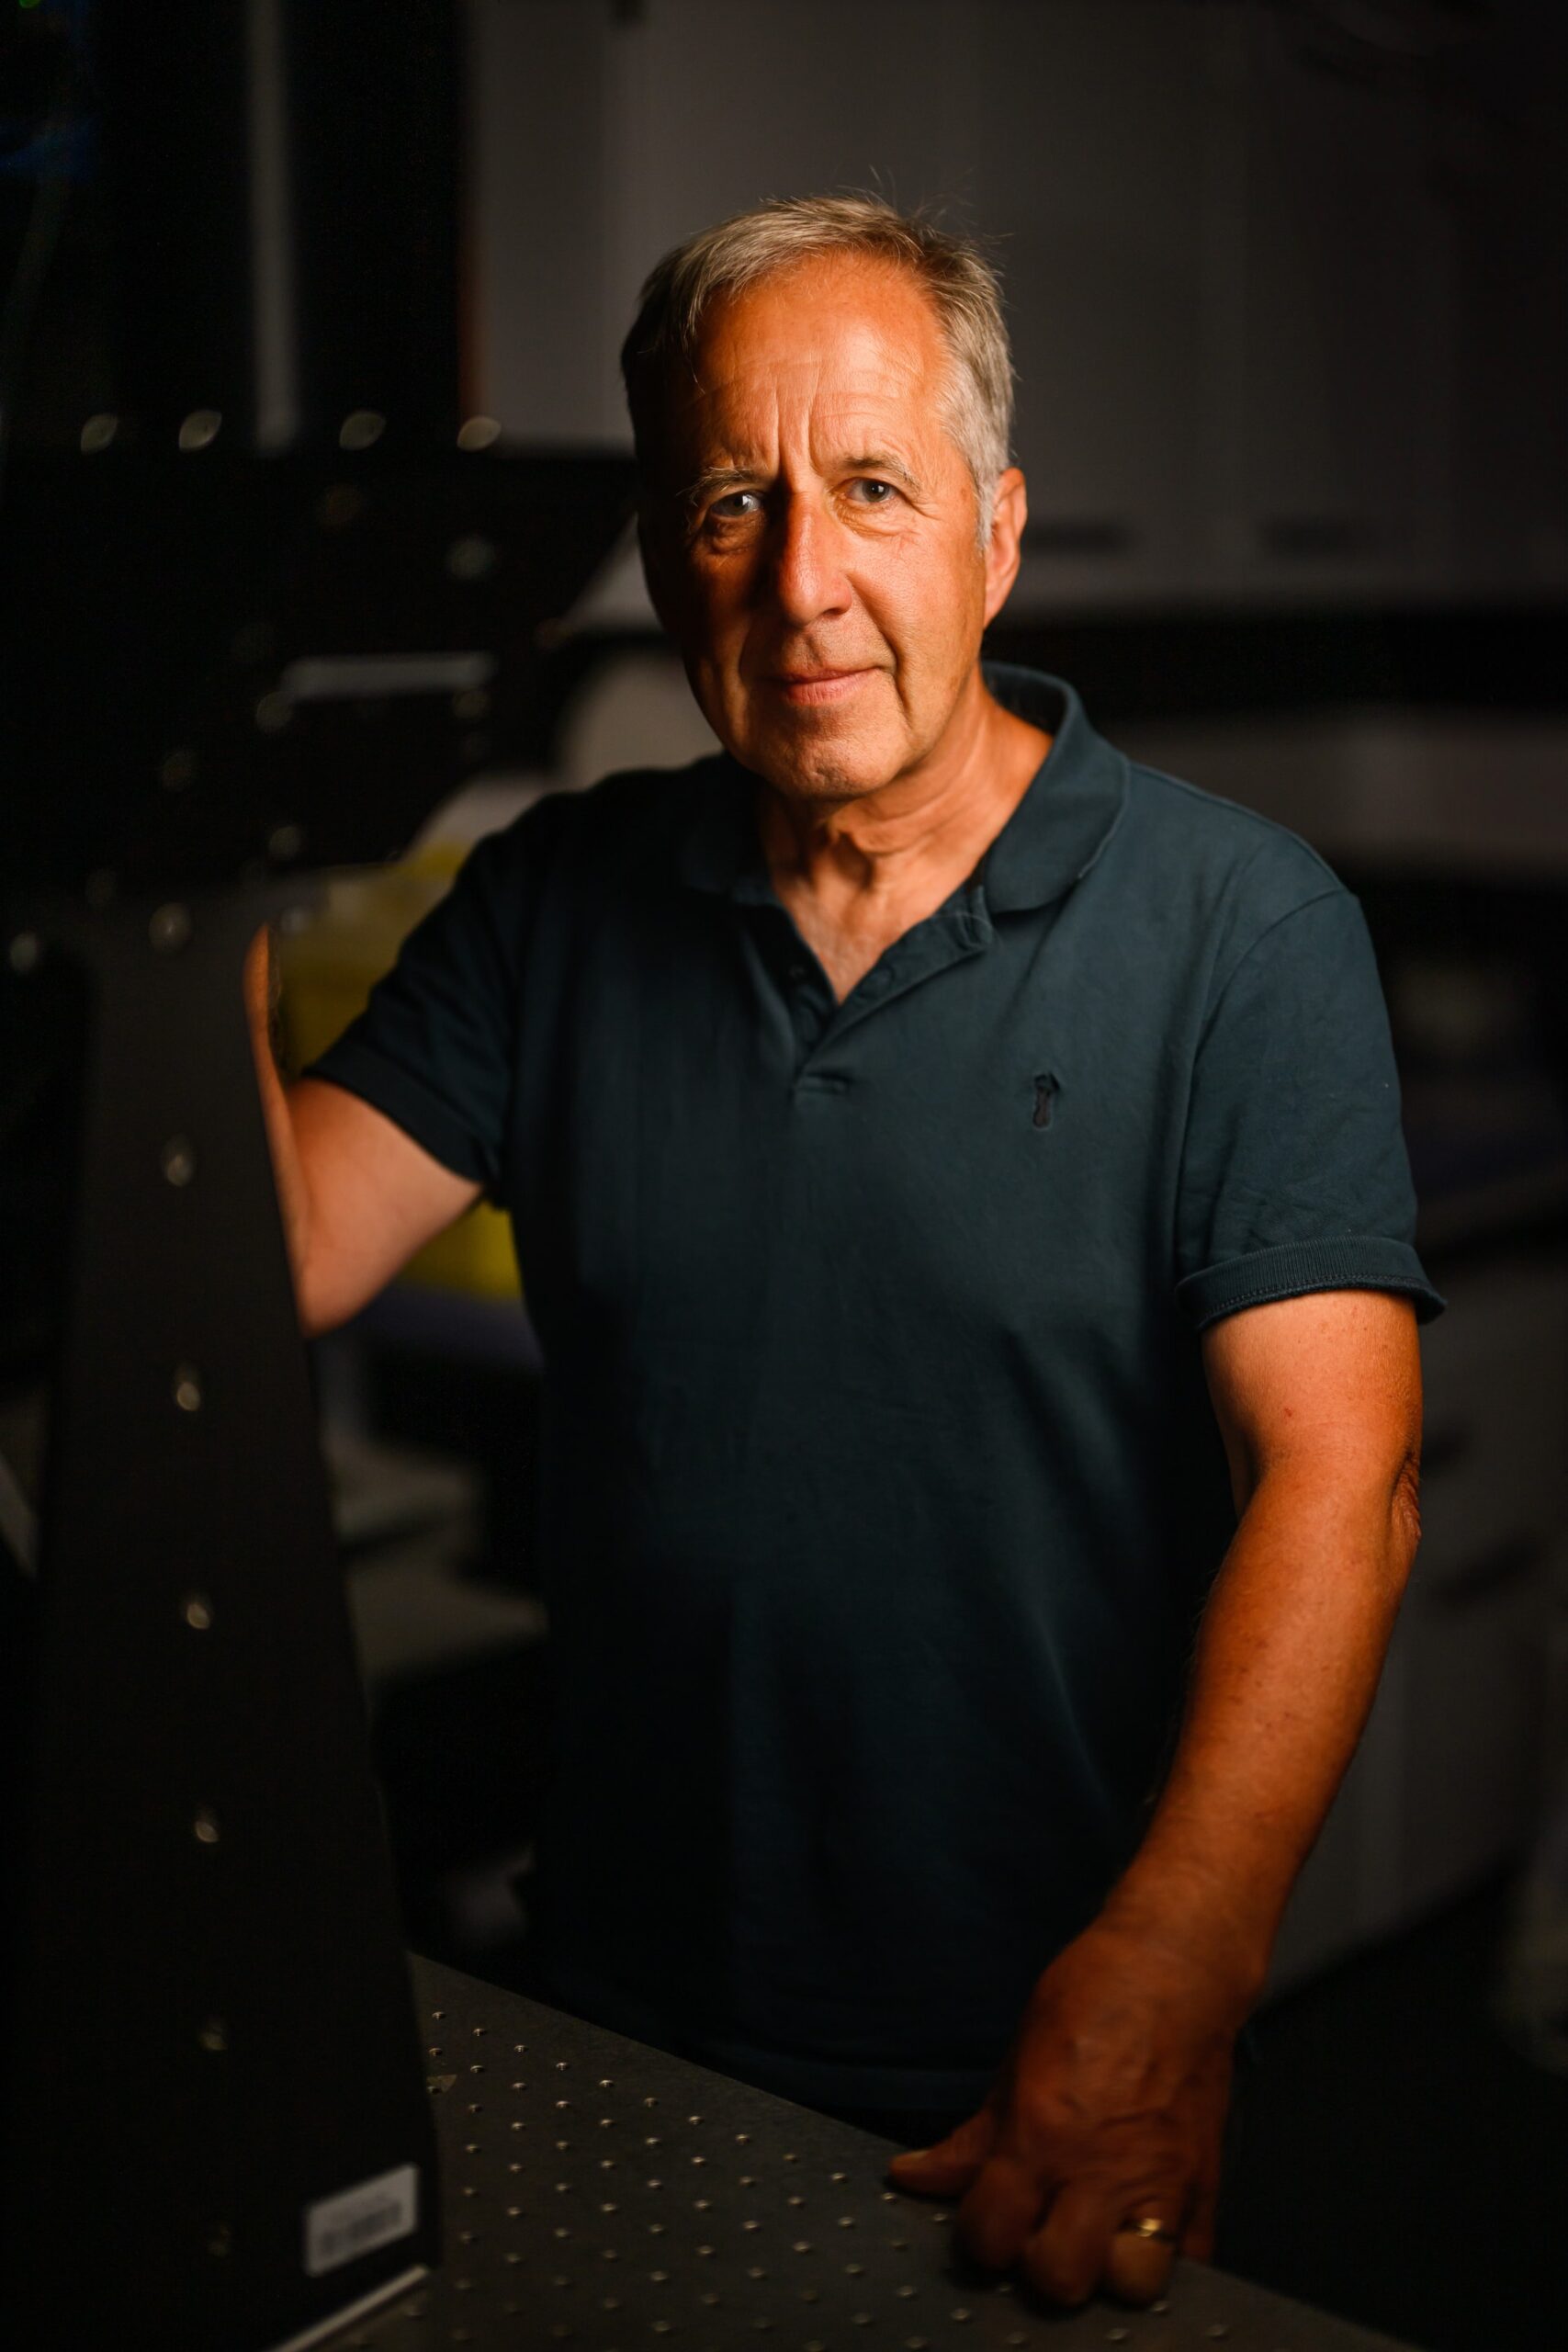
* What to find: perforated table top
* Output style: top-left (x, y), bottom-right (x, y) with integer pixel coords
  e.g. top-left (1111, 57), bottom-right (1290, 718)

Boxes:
top-left (335, 1958), bottom-right (1418, 2352)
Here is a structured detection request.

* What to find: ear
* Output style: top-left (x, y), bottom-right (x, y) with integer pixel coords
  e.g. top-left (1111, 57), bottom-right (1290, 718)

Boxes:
top-left (981, 466), bottom-right (1028, 628)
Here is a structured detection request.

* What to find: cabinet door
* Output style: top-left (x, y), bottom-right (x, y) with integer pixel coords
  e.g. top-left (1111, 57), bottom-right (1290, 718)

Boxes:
top-left (975, 0), bottom-right (1212, 605)
top-left (1224, 9), bottom-right (1455, 597)
top-left (473, 0), bottom-right (984, 443)
top-left (470, 0), bottom-right (624, 441)
top-left (1443, 137), bottom-right (1568, 599)
top-left (599, 0), bottom-right (981, 382)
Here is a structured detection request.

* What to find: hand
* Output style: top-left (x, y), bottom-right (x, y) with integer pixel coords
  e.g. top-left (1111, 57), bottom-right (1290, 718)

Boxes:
top-left (886, 1912), bottom-right (1247, 2307)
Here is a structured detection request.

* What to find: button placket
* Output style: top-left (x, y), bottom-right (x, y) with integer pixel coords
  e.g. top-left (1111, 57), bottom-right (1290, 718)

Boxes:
top-left (826, 907), bottom-right (992, 1046)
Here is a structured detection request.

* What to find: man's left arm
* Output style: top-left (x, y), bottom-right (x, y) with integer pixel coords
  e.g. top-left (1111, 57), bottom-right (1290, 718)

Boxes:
top-left (888, 1283), bottom-right (1424, 2306)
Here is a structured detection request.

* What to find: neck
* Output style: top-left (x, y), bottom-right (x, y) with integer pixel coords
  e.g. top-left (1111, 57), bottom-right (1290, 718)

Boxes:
top-left (755, 670), bottom-right (1049, 906)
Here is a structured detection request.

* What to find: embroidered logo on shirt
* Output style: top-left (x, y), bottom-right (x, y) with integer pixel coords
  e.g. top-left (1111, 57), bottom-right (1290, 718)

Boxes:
top-left (1032, 1072), bottom-right (1059, 1130)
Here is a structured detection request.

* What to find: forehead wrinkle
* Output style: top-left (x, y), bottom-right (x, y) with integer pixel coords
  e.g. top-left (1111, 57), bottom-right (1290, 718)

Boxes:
top-left (689, 296), bottom-right (933, 426)
top-left (695, 345), bottom-right (928, 439)
top-left (680, 381), bottom-right (941, 490)
top-left (664, 268), bottom-right (965, 504)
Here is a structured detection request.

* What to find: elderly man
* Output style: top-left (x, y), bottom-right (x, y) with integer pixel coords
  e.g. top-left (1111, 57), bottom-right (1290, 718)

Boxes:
top-left (248, 196), bottom-right (1442, 2308)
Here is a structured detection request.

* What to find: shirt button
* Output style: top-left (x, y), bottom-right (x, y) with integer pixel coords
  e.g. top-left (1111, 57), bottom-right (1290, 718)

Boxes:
top-left (788, 962), bottom-right (808, 984)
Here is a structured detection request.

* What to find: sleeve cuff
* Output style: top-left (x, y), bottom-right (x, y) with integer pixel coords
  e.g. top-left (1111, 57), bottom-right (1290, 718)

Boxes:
top-left (301, 1035), bottom-right (498, 1197)
top-left (1176, 1235), bottom-right (1447, 1332)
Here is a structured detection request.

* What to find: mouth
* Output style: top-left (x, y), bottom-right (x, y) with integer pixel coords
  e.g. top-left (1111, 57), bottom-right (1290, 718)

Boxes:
top-left (768, 667), bottom-right (876, 707)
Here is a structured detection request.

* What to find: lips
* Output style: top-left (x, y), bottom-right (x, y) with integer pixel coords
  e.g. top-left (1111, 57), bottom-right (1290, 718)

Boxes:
top-left (769, 667), bottom-right (874, 706)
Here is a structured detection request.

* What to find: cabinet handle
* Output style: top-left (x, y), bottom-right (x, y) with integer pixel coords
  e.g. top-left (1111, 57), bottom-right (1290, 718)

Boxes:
top-left (1258, 518), bottom-right (1381, 560)
top-left (1022, 520), bottom-right (1136, 559)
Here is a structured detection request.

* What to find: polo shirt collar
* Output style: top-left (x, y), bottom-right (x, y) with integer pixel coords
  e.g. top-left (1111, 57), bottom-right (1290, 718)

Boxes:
top-left (975, 664), bottom-right (1128, 910)
top-left (676, 662), bottom-right (1127, 912)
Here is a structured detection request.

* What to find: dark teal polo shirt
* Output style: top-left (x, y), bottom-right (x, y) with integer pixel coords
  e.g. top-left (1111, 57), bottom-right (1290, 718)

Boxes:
top-left (308, 666), bottom-right (1444, 2118)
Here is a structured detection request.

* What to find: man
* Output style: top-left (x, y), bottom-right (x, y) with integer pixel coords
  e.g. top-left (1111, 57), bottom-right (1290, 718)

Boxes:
top-left (247, 196), bottom-right (1442, 2309)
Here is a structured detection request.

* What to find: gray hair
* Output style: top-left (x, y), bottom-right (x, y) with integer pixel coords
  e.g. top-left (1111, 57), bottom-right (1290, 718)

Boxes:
top-left (621, 193), bottom-right (1014, 546)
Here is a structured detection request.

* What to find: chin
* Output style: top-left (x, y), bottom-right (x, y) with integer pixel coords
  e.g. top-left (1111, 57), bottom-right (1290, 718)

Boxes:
top-left (741, 715), bottom-right (908, 803)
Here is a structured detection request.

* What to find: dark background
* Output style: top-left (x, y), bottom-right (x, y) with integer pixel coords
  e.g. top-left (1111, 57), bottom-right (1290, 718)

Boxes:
top-left (4, 6), bottom-right (1567, 2347)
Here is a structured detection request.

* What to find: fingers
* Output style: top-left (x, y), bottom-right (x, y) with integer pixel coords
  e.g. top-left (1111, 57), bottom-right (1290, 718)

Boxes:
top-left (1020, 2187), bottom-right (1182, 2310)
top-left (1102, 2212), bottom-right (1179, 2306)
top-left (890, 2110), bottom-right (1193, 2312)
top-left (1019, 2179), bottom-right (1106, 2306)
top-left (885, 2104), bottom-right (997, 2199)
top-left (955, 2151), bottom-right (1049, 2271)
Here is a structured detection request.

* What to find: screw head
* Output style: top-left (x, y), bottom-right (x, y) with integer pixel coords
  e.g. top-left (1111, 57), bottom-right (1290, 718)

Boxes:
top-left (193, 1807), bottom-right (220, 1846)
top-left (254, 691), bottom-right (292, 734)
top-left (446, 533), bottom-right (497, 582)
top-left (178, 410), bottom-right (222, 451)
top-left (182, 1595), bottom-right (213, 1632)
top-left (8, 933), bottom-right (40, 975)
top-left (268, 821), bottom-right (304, 863)
top-left (149, 902), bottom-right (192, 953)
top-left (338, 409), bottom-right (385, 450)
top-left (80, 413), bottom-right (118, 453)
top-left (160, 748), bottom-right (198, 791)
top-left (173, 1365), bottom-right (204, 1414)
top-left (161, 1136), bottom-right (196, 1187)
top-left (457, 415), bottom-right (502, 452)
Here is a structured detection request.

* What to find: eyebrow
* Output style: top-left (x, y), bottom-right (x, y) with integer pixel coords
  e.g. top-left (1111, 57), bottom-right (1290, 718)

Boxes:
top-left (680, 450), bottom-right (926, 509)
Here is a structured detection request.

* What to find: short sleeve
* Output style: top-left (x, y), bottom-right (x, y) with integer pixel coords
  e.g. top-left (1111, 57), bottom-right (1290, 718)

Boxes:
top-left (301, 802), bottom-right (550, 1205)
top-left (1174, 886), bottom-right (1446, 1331)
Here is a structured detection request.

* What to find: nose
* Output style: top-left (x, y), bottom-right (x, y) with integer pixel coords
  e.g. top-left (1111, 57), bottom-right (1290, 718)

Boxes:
top-left (766, 492), bottom-right (852, 628)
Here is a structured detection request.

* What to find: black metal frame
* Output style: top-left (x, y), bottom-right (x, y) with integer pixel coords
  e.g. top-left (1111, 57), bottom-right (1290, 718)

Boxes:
top-left (0, 886), bottom-right (440, 2349)
top-left (0, 6), bottom-right (635, 2337)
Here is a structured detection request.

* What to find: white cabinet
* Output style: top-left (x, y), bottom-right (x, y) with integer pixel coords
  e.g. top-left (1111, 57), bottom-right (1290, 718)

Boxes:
top-left (470, 0), bottom-right (982, 446)
top-left (470, 0), bottom-right (624, 443)
top-left (1443, 128), bottom-right (1568, 600)
top-left (594, 0), bottom-right (976, 345)
top-left (1218, 8), bottom-right (1457, 599)
top-left (468, 0), bottom-right (1567, 607)
top-left (969, 1), bottom-right (1213, 608)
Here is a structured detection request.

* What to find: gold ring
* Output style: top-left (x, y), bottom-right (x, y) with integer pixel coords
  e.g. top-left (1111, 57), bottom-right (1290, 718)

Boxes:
top-left (1115, 2215), bottom-right (1178, 2245)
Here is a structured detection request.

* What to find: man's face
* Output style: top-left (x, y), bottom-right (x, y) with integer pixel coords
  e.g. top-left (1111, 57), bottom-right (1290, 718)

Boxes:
top-left (641, 254), bottom-right (1021, 805)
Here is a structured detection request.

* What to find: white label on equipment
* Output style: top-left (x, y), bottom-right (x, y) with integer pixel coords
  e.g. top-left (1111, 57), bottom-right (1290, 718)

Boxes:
top-left (304, 2164), bottom-right (419, 2278)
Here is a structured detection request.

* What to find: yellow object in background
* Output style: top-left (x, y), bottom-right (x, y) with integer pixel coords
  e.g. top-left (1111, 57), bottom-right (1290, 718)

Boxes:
top-left (277, 845), bottom-right (524, 1303)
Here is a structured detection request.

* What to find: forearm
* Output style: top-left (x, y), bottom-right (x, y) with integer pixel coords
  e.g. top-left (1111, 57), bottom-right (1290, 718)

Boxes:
top-left (1099, 1458), bottom-right (1420, 2000)
top-left (243, 922), bottom-right (315, 1318)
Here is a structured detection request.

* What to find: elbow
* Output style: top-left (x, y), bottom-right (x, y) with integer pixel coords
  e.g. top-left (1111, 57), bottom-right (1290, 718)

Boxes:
top-left (298, 1296), bottom-right (333, 1344)
top-left (1388, 1449), bottom-right (1423, 1585)
top-left (296, 1265), bottom-right (350, 1344)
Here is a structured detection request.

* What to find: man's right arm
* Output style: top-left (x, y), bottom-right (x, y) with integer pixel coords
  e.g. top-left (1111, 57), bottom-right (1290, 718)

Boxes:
top-left (244, 923), bottom-right (482, 1339)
